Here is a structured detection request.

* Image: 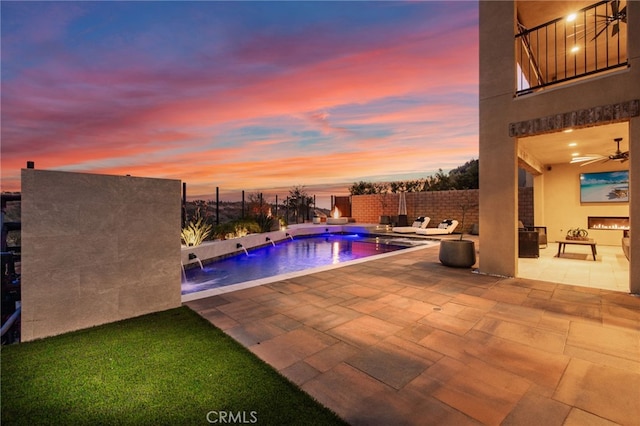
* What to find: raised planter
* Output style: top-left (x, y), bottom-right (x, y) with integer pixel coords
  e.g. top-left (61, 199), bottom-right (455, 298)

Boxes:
top-left (439, 239), bottom-right (476, 268)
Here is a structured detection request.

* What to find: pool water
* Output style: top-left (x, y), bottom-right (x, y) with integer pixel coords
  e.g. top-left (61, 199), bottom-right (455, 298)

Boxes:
top-left (182, 233), bottom-right (428, 295)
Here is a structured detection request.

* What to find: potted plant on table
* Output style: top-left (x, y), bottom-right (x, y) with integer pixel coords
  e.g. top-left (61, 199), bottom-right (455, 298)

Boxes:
top-left (439, 192), bottom-right (476, 268)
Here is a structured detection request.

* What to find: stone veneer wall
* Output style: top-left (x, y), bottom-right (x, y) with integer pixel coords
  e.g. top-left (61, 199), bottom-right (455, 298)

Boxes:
top-left (351, 188), bottom-right (534, 233)
top-left (21, 169), bottom-right (182, 341)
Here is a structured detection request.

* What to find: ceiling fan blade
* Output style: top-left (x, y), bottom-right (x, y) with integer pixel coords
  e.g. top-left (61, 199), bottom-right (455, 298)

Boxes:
top-left (612, 23), bottom-right (619, 37)
top-left (611, 0), bottom-right (619, 16)
top-left (617, 152), bottom-right (630, 161)
top-left (571, 155), bottom-right (603, 164)
top-left (567, 28), bottom-right (589, 38)
top-left (620, 6), bottom-right (627, 22)
top-left (580, 157), bottom-right (607, 166)
top-left (593, 23), bottom-right (610, 40)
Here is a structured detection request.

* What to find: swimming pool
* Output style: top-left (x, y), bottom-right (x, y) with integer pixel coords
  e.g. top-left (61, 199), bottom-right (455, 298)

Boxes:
top-left (181, 233), bottom-right (436, 299)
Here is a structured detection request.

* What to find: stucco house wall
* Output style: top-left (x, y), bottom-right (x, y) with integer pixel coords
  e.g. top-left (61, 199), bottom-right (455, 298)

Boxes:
top-left (21, 169), bottom-right (182, 341)
top-left (480, 1), bottom-right (639, 292)
top-left (542, 161), bottom-right (629, 246)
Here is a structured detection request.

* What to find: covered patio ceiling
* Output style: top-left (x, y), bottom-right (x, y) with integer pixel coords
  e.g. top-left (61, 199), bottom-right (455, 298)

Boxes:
top-left (518, 121), bottom-right (629, 171)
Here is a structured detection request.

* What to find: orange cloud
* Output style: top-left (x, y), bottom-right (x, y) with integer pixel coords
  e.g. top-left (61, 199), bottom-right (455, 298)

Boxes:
top-left (1, 2), bottom-right (479, 204)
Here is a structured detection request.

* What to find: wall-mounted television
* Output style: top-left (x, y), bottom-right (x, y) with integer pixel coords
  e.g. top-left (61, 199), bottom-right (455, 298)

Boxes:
top-left (579, 170), bottom-right (629, 203)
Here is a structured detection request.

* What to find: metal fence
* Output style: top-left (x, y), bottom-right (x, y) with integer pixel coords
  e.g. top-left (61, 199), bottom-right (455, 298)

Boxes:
top-left (515, 0), bottom-right (628, 96)
top-left (181, 185), bottom-right (328, 227)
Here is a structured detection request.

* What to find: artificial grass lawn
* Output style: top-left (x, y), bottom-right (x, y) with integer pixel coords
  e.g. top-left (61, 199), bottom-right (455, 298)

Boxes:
top-left (1, 307), bottom-right (347, 425)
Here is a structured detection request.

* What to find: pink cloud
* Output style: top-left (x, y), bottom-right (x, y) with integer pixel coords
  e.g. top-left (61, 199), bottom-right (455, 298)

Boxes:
top-left (1, 3), bottom-right (479, 199)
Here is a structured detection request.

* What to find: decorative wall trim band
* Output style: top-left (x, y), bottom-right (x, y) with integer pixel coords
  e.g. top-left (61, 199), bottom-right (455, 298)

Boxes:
top-left (509, 99), bottom-right (639, 137)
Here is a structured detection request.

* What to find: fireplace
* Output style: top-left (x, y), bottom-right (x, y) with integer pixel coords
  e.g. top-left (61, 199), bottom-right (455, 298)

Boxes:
top-left (587, 216), bottom-right (629, 230)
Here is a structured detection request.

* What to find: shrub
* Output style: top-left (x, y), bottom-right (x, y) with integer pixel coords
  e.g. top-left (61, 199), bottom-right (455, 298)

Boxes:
top-left (211, 219), bottom-right (261, 240)
top-left (181, 210), bottom-right (212, 246)
top-left (254, 213), bottom-right (275, 233)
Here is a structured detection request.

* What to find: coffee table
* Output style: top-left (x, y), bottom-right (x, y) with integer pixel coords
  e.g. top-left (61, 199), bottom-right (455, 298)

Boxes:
top-left (555, 239), bottom-right (597, 261)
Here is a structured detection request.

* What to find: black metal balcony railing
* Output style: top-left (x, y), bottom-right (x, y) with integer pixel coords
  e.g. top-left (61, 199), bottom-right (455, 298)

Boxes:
top-left (515, 0), bottom-right (628, 96)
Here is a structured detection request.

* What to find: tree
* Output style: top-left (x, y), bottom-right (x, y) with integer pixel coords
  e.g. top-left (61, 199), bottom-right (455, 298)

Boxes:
top-left (247, 192), bottom-right (271, 217)
top-left (348, 181), bottom-right (377, 195)
top-left (345, 158), bottom-right (479, 194)
top-left (373, 182), bottom-right (391, 215)
top-left (429, 169), bottom-right (453, 191)
top-left (449, 159), bottom-right (479, 189)
top-left (285, 185), bottom-right (314, 223)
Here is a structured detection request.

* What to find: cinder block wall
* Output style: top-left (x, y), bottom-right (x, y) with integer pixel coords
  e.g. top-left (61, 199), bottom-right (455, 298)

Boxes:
top-left (352, 188), bottom-right (534, 233)
top-left (21, 169), bottom-right (182, 341)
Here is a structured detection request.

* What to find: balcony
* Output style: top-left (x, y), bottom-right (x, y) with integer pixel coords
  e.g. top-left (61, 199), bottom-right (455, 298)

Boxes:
top-left (515, 0), bottom-right (628, 96)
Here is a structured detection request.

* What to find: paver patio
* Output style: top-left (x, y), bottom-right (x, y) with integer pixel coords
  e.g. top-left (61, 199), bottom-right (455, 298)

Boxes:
top-left (185, 243), bottom-right (640, 425)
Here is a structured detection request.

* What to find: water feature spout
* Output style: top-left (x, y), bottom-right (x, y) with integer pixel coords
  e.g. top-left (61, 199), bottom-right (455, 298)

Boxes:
top-left (188, 253), bottom-right (204, 270)
top-left (236, 243), bottom-right (249, 256)
top-left (285, 233), bottom-right (294, 240)
top-left (266, 237), bottom-right (276, 246)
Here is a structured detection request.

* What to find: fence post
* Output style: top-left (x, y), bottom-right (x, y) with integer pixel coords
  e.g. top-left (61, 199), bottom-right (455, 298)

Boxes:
top-left (216, 187), bottom-right (220, 226)
top-left (182, 182), bottom-right (187, 226)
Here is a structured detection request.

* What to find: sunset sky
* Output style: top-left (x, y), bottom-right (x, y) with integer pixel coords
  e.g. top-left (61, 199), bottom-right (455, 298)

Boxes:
top-left (1, 1), bottom-right (479, 208)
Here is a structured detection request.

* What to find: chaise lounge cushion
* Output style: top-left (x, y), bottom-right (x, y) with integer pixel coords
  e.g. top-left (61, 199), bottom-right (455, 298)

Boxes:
top-left (415, 219), bottom-right (459, 235)
top-left (392, 216), bottom-right (430, 233)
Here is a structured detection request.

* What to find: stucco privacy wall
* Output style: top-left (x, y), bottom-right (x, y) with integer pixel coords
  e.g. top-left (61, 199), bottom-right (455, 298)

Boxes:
top-left (21, 169), bottom-right (182, 341)
top-left (351, 189), bottom-right (533, 232)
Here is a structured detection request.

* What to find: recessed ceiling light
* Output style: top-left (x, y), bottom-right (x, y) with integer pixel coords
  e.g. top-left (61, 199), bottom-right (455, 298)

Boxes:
top-left (568, 142), bottom-right (577, 147)
top-left (564, 129), bottom-right (573, 133)
top-left (571, 46), bottom-right (580, 53)
top-left (567, 13), bottom-right (577, 22)
top-left (571, 152), bottom-right (579, 156)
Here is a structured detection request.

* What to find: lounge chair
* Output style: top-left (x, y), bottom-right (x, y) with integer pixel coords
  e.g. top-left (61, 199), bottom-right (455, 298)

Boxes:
top-left (415, 219), bottom-right (459, 235)
top-left (392, 217), bottom-right (430, 234)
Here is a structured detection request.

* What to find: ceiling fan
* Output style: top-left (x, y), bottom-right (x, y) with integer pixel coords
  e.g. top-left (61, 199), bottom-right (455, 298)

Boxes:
top-left (593, 0), bottom-right (627, 40)
top-left (570, 137), bottom-right (629, 166)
